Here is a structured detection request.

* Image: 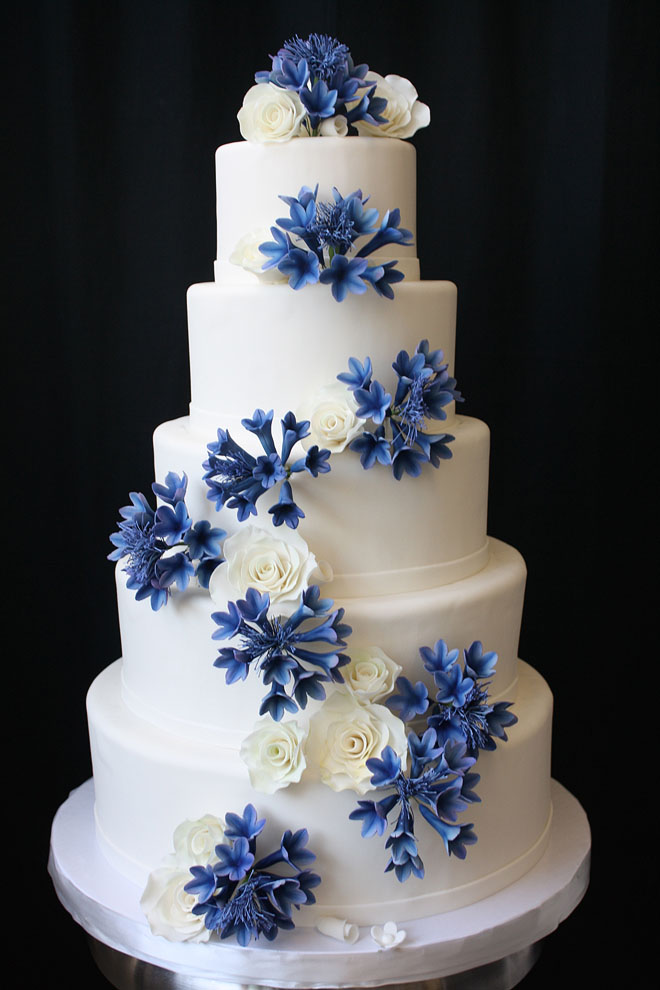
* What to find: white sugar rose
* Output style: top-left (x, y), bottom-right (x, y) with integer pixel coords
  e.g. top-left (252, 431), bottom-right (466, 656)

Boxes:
top-left (172, 814), bottom-right (226, 868)
top-left (343, 647), bottom-right (402, 702)
top-left (309, 690), bottom-right (407, 794)
top-left (319, 115), bottom-right (348, 137)
top-left (240, 718), bottom-right (308, 793)
top-left (300, 382), bottom-right (366, 454)
top-left (229, 229), bottom-right (288, 283)
top-left (353, 74), bottom-right (430, 139)
top-left (140, 867), bottom-right (211, 943)
top-left (238, 83), bottom-right (307, 143)
top-left (210, 526), bottom-right (331, 616)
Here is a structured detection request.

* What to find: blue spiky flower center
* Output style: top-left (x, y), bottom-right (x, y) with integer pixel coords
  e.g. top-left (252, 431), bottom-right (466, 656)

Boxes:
top-left (279, 34), bottom-right (350, 82)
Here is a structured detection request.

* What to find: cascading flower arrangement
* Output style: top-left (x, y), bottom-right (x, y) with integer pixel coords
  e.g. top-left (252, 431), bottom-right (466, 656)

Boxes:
top-left (259, 185), bottom-right (412, 301)
top-left (184, 804), bottom-right (321, 944)
top-left (203, 408), bottom-right (330, 529)
top-left (253, 34), bottom-right (387, 136)
top-left (211, 585), bottom-right (352, 720)
top-left (109, 472), bottom-right (226, 610)
top-left (387, 639), bottom-right (518, 757)
top-left (337, 339), bottom-right (464, 478)
top-left (349, 734), bottom-right (480, 881)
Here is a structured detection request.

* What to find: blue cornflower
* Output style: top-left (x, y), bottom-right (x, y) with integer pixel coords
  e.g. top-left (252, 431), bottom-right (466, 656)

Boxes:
top-left (185, 805), bottom-right (320, 945)
top-left (211, 585), bottom-right (351, 719)
top-left (319, 254), bottom-right (369, 301)
top-left (277, 34), bottom-right (350, 84)
top-left (350, 732), bottom-right (479, 881)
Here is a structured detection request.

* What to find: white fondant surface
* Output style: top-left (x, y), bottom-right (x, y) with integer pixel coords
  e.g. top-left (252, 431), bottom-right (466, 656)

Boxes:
top-left (49, 777), bottom-right (590, 988)
top-left (87, 658), bottom-right (553, 924)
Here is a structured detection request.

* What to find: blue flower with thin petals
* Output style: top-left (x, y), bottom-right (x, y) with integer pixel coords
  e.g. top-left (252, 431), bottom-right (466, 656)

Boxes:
top-left (278, 247), bottom-right (320, 290)
top-left (185, 805), bottom-right (320, 945)
top-left (337, 356), bottom-right (372, 391)
top-left (153, 500), bottom-right (192, 545)
top-left (387, 677), bottom-right (430, 721)
top-left (211, 585), bottom-right (351, 719)
top-left (353, 379), bottom-right (392, 424)
top-left (152, 471), bottom-right (188, 505)
top-left (184, 520), bottom-right (226, 561)
top-left (319, 254), bottom-right (369, 302)
top-left (154, 551), bottom-right (195, 592)
top-left (349, 427), bottom-right (392, 468)
top-left (268, 480), bottom-right (305, 529)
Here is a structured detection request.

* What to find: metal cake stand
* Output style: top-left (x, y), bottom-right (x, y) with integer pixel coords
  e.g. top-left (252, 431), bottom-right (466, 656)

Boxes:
top-left (49, 779), bottom-right (590, 990)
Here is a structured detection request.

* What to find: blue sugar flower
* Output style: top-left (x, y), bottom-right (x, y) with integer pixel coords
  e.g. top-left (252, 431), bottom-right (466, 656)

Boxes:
top-left (337, 355), bottom-right (372, 391)
top-left (185, 805), bottom-right (320, 945)
top-left (268, 480), bottom-right (305, 529)
top-left (434, 664), bottom-right (475, 708)
top-left (319, 254), bottom-right (369, 301)
top-left (464, 641), bottom-right (499, 680)
top-left (353, 379), bottom-right (392, 424)
top-left (152, 471), bottom-right (188, 505)
top-left (211, 585), bottom-right (351, 719)
top-left (387, 678), bottom-right (430, 721)
top-left (362, 261), bottom-right (404, 299)
top-left (357, 208), bottom-right (414, 258)
top-left (253, 452), bottom-right (287, 489)
top-left (391, 444), bottom-right (428, 480)
top-left (349, 427), bottom-right (392, 469)
top-left (419, 639), bottom-right (460, 675)
top-left (300, 79), bottom-right (338, 127)
top-left (259, 228), bottom-right (293, 271)
top-left (276, 34), bottom-right (351, 85)
top-left (154, 500), bottom-right (192, 545)
top-left (290, 444), bottom-right (331, 477)
top-left (154, 552), bottom-right (195, 592)
top-left (184, 520), bottom-right (226, 561)
top-left (278, 247), bottom-right (320, 290)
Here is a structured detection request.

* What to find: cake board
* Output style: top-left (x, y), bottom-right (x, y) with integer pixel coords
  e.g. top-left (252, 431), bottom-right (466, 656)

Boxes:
top-left (48, 778), bottom-right (590, 990)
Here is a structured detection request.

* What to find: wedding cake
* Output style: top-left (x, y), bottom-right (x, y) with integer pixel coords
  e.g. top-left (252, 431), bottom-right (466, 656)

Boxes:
top-left (86, 36), bottom-right (553, 948)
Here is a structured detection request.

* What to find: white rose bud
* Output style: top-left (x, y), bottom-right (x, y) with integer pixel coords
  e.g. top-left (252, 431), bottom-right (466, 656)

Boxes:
top-left (237, 83), bottom-right (307, 143)
top-left (342, 647), bottom-right (402, 702)
top-left (319, 115), bottom-right (349, 137)
top-left (140, 867), bottom-right (211, 943)
top-left (229, 229), bottom-right (288, 283)
top-left (300, 382), bottom-right (366, 454)
top-left (240, 718), bottom-right (308, 793)
top-left (308, 690), bottom-right (408, 794)
top-left (210, 525), bottom-right (331, 616)
top-left (171, 814), bottom-right (226, 869)
top-left (353, 74), bottom-right (430, 139)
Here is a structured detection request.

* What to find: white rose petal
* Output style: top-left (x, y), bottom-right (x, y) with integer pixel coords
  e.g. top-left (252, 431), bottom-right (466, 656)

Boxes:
top-left (229, 229), bottom-right (288, 283)
top-left (353, 73), bottom-right (430, 139)
top-left (299, 382), bottom-right (366, 454)
top-left (140, 867), bottom-right (211, 943)
top-left (370, 921), bottom-right (407, 949)
top-left (238, 83), bottom-right (307, 143)
top-left (240, 718), bottom-right (308, 793)
top-left (210, 525), bottom-right (331, 616)
top-left (319, 115), bottom-right (348, 137)
top-left (172, 814), bottom-right (226, 869)
top-left (342, 647), bottom-right (402, 702)
top-left (316, 916), bottom-right (360, 943)
top-left (308, 690), bottom-right (408, 794)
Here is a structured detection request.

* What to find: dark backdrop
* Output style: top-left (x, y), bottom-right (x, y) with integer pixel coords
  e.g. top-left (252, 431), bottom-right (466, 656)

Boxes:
top-left (8, 1), bottom-right (657, 987)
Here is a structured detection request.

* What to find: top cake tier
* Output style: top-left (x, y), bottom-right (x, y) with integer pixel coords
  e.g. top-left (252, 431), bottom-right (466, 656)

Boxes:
top-left (215, 138), bottom-right (419, 283)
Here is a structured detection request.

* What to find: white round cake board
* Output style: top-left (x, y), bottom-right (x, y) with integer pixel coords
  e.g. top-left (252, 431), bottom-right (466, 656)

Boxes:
top-left (48, 778), bottom-right (590, 989)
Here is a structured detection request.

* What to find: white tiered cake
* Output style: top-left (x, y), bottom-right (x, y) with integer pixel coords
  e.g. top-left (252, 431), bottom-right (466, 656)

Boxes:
top-left (86, 44), bottom-right (554, 945)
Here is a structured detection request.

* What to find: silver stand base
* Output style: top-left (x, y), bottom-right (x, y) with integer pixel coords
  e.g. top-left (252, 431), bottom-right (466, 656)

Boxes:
top-left (88, 934), bottom-right (544, 990)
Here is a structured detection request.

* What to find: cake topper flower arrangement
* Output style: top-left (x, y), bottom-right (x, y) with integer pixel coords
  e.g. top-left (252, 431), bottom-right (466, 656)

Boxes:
top-left (109, 472), bottom-right (226, 610)
top-left (257, 184), bottom-right (412, 301)
top-left (238, 33), bottom-right (430, 142)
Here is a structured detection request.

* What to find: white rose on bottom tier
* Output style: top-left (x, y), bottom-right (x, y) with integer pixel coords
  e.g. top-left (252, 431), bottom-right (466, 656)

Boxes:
top-left (308, 690), bottom-right (408, 794)
top-left (353, 73), bottom-right (430, 139)
top-left (342, 647), bottom-right (403, 703)
top-left (171, 814), bottom-right (226, 869)
top-left (237, 82), bottom-right (307, 142)
top-left (300, 382), bottom-right (366, 454)
top-left (140, 868), bottom-right (211, 943)
top-left (210, 526), bottom-right (331, 616)
top-left (241, 718), bottom-right (308, 793)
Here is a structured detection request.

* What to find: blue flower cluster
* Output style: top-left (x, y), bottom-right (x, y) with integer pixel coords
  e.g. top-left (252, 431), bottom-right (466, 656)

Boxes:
top-left (349, 733), bottom-right (480, 881)
top-left (337, 340), bottom-right (464, 478)
top-left (203, 409), bottom-right (330, 529)
top-left (211, 586), bottom-right (351, 720)
top-left (260, 185), bottom-right (412, 301)
top-left (185, 804), bottom-right (321, 945)
top-left (255, 33), bottom-right (387, 134)
top-left (108, 472), bottom-right (225, 610)
top-left (387, 640), bottom-right (518, 758)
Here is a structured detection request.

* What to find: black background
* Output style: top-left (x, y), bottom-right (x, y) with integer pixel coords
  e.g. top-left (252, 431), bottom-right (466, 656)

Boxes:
top-left (8, 1), bottom-right (657, 987)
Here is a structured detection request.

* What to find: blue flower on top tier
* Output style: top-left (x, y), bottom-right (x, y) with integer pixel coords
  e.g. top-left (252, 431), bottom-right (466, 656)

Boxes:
top-left (203, 409), bottom-right (330, 529)
top-left (337, 339), bottom-right (464, 478)
top-left (211, 585), bottom-right (352, 720)
top-left (258, 186), bottom-right (412, 301)
top-left (185, 804), bottom-right (321, 945)
top-left (108, 472), bottom-right (226, 610)
top-left (388, 640), bottom-right (518, 758)
top-left (349, 733), bottom-right (480, 881)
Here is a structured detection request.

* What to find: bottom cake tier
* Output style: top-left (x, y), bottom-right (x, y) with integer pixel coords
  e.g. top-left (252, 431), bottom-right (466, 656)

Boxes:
top-left (87, 659), bottom-right (553, 927)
